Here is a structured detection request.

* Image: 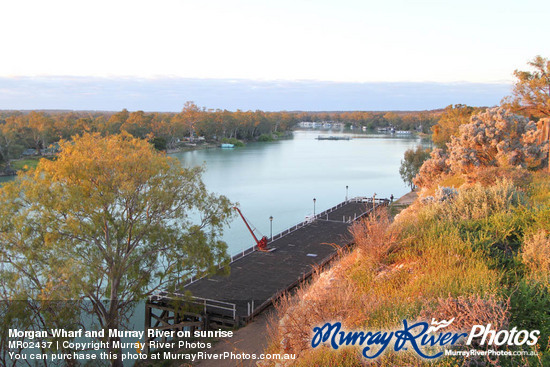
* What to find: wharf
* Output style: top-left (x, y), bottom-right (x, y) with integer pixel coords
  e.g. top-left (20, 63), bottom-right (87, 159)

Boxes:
top-left (145, 197), bottom-right (388, 337)
top-left (316, 135), bottom-right (351, 140)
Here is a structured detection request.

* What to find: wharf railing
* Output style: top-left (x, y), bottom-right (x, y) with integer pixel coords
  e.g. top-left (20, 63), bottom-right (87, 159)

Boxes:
top-left (150, 291), bottom-right (237, 320)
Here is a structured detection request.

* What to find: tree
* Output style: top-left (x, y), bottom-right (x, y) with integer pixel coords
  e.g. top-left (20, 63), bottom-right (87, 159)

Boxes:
top-left (383, 111), bottom-right (402, 127)
top-left (104, 108), bottom-right (130, 135)
top-left (26, 111), bottom-right (56, 154)
top-left (0, 120), bottom-right (24, 168)
top-left (174, 101), bottom-right (204, 139)
top-left (537, 118), bottom-right (550, 171)
top-left (399, 146), bottom-right (431, 189)
top-left (121, 110), bottom-right (152, 138)
top-left (502, 55), bottom-right (550, 119)
top-left (0, 133), bottom-right (234, 366)
top-left (431, 104), bottom-right (481, 149)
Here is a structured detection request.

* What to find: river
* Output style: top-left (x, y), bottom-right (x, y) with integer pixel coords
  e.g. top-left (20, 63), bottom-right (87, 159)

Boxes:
top-left (0, 130), bottom-right (421, 255)
top-left (172, 130), bottom-right (420, 254)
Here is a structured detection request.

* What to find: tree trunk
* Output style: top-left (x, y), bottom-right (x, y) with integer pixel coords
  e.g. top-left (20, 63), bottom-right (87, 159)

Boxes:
top-left (107, 303), bottom-right (124, 367)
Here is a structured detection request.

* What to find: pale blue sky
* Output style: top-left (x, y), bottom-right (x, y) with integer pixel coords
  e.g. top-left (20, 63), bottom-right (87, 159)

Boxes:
top-left (0, 0), bottom-right (548, 110)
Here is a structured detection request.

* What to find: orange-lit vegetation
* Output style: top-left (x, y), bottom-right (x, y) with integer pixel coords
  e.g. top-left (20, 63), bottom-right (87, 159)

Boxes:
top-left (265, 56), bottom-right (550, 366)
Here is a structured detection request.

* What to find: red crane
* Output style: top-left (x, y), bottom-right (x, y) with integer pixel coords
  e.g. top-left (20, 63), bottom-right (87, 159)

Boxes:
top-left (233, 207), bottom-right (269, 251)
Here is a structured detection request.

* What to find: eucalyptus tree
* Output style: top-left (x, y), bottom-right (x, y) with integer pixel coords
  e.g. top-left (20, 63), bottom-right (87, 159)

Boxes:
top-left (0, 133), bottom-right (234, 366)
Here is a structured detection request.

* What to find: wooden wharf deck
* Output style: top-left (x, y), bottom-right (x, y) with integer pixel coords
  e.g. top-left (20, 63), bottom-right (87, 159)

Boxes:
top-left (145, 197), bottom-right (388, 337)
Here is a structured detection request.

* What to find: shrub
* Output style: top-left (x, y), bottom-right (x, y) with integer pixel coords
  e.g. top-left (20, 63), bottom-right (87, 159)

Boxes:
top-left (509, 281), bottom-right (550, 354)
top-left (221, 137), bottom-right (245, 147)
top-left (446, 108), bottom-right (545, 173)
top-left (414, 148), bottom-right (450, 188)
top-left (421, 294), bottom-right (509, 333)
top-left (349, 210), bottom-right (397, 266)
top-left (258, 133), bottom-right (274, 142)
top-left (415, 107), bottom-right (548, 189)
top-left (430, 179), bottom-right (524, 222)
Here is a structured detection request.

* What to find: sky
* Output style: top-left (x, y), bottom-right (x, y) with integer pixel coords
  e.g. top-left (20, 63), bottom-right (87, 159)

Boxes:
top-left (0, 0), bottom-right (549, 111)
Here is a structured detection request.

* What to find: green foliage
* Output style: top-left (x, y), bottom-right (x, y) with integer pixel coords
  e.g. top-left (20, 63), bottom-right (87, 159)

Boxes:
top-left (9, 157), bottom-right (42, 171)
top-left (431, 179), bottom-right (525, 221)
top-left (509, 281), bottom-right (550, 350)
top-left (221, 137), bottom-right (245, 147)
top-left (0, 107), bottom-right (441, 169)
top-left (275, 174), bottom-right (550, 365)
top-left (150, 136), bottom-right (167, 151)
top-left (257, 133), bottom-right (274, 142)
top-left (521, 230), bottom-right (550, 282)
top-left (399, 145), bottom-right (430, 188)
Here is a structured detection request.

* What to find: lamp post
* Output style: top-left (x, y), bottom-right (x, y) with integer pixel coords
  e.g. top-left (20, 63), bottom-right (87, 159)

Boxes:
top-left (346, 185), bottom-right (349, 201)
top-left (269, 216), bottom-right (273, 241)
top-left (372, 193), bottom-right (377, 211)
top-left (313, 198), bottom-right (316, 217)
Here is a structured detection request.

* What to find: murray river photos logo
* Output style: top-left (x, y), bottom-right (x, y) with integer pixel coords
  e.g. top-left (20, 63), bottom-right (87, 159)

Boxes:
top-left (311, 318), bottom-right (540, 359)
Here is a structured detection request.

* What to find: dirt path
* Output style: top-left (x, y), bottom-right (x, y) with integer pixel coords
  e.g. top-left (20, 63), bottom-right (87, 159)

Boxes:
top-left (394, 190), bottom-right (418, 206)
top-left (195, 311), bottom-right (273, 367)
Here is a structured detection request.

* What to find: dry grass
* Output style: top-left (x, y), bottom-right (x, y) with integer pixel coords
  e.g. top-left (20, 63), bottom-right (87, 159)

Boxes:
top-left (521, 230), bottom-right (550, 282)
top-left (265, 205), bottom-right (504, 365)
top-left (268, 254), bottom-right (363, 358)
top-left (264, 210), bottom-right (399, 364)
top-left (349, 209), bottom-right (398, 267)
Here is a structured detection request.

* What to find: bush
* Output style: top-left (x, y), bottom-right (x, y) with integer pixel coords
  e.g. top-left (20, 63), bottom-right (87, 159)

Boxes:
top-left (421, 294), bottom-right (509, 334)
top-left (267, 172), bottom-right (550, 366)
top-left (221, 137), bottom-right (245, 147)
top-left (414, 148), bottom-right (450, 188)
top-left (433, 179), bottom-right (524, 222)
top-left (258, 133), bottom-right (274, 142)
top-left (415, 107), bottom-right (548, 189)
top-left (446, 108), bottom-right (545, 172)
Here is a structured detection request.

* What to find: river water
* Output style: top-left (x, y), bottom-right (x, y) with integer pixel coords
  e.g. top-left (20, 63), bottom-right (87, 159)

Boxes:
top-left (173, 130), bottom-right (420, 255)
top-left (0, 130), bottom-right (421, 255)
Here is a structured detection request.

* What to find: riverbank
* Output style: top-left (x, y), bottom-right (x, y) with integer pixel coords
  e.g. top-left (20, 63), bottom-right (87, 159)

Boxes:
top-left (166, 142), bottom-right (218, 154)
top-left (0, 133), bottom-right (292, 177)
top-left (264, 171), bottom-right (550, 365)
top-left (0, 170), bottom-right (16, 177)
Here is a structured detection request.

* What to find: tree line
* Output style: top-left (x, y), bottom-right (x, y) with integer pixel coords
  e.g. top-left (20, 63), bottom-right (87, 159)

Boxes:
top-left (0, 102), bottom-right (440, 169)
